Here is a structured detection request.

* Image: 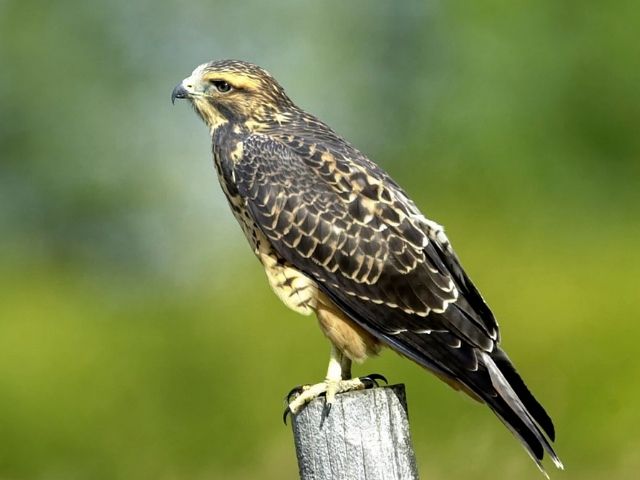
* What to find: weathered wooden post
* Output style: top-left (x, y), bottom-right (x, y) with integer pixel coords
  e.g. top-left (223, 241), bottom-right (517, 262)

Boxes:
top-left (291, 384), bottom-right (419, 480)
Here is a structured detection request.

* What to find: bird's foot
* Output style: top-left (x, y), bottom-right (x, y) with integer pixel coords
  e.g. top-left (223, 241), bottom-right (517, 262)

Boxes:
top-left (283, 373), bottom-right (388, 423)
top-left (288, 378), bottom-right (365, 416)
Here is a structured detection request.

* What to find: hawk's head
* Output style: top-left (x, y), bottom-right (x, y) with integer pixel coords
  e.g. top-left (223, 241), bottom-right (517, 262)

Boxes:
top-left (172, 60), bottom-right (294, 130)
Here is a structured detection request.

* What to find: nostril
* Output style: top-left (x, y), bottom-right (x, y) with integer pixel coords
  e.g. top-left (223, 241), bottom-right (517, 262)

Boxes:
top-left (185, 84), bottom-right (193, 89)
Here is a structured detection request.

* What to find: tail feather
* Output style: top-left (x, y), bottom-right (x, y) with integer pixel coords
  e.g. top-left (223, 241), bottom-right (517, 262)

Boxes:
top-left (379, 328), bottom-right (564, 474)
top-left (492, 348), bottom-right (556, 441)
top-left (480, 351), bottom-right (564, 472)
top-left (491, 405), bottom-right (551, 478)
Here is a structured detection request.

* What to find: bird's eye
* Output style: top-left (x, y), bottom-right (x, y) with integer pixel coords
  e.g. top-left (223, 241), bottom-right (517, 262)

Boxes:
top-left (210, 80), bottom-right (232, 93)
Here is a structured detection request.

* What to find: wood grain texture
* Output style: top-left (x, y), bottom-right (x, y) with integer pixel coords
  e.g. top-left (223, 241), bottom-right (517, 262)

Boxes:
top-left (291, 384), bottom-right (419, 480)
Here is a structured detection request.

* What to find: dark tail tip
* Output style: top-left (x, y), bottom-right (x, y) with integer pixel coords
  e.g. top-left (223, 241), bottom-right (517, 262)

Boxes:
top-left (492, 348), bottom-right (556, 441)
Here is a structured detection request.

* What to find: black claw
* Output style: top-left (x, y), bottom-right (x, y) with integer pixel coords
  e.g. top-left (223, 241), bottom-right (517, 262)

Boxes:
top-left (367, 373), bottom-right (388, 384)
top-left (359, 373), bottom-right (388, 388)
top-left (360, 376), bottom-right (377, 388)
top-left (283, 384), bottom-right (310, 425)
top-left (283, 406), bottom-right (292, 425)
top-left (285, 385), bottom-right (305, 403)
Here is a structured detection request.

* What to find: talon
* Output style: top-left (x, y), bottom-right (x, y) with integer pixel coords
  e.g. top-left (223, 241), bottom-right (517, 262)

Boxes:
top-left (285, 385), bottom-right (306, 403)
top-left (367, 373), bottom-right (388, 384)
top-left (360, 376), bottom-right (378, 388)
top-left (359, 373), bottom-right (388, 388)
top-left (283, 406), bottom-right (292, 425)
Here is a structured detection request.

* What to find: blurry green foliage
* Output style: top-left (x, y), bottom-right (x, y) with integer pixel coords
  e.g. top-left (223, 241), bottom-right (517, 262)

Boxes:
top-left (1, 0), bottom-right (638, 479)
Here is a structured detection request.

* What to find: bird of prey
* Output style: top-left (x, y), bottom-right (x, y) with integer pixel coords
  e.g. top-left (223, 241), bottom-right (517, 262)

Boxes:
top-left (171, 60), bottom-right (563, 475)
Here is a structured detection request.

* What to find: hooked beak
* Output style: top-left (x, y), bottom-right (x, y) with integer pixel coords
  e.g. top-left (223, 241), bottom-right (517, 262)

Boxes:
top-left (171, 83), bottom-right (189, 104)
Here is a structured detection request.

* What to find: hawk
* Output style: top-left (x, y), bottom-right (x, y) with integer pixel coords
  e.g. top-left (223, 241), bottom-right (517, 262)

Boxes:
top-left (171, 60), bottom-right (562, 475)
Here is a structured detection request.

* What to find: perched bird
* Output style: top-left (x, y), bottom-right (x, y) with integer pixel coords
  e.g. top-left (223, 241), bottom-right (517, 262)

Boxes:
top-left (171, 60), bottom-right (563, 475)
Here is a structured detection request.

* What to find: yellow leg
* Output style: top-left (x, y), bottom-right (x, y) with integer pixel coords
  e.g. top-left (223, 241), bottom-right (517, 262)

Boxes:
top-left (288, 344), bottom-right (364, 414)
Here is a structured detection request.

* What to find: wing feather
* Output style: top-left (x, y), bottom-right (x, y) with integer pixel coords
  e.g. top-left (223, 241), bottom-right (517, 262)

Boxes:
top-left (235, 134), bottom-right (494, 348)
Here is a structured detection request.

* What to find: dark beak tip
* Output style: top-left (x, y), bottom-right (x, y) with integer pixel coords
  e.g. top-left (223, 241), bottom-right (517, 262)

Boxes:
top-left (171, 84), bottom-right (188, 105)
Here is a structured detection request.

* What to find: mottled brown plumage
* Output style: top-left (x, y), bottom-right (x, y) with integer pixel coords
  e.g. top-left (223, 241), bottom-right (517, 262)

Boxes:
top-left (171, 60), bottom-right (562, 475)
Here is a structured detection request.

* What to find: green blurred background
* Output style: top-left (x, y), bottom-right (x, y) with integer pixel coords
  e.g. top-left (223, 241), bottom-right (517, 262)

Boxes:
top-left (1, 0), bottom-right (638, 479)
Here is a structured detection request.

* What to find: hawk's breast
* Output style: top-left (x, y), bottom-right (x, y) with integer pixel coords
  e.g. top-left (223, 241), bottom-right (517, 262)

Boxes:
top-left (213, 135), bottom-right (319, 316)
